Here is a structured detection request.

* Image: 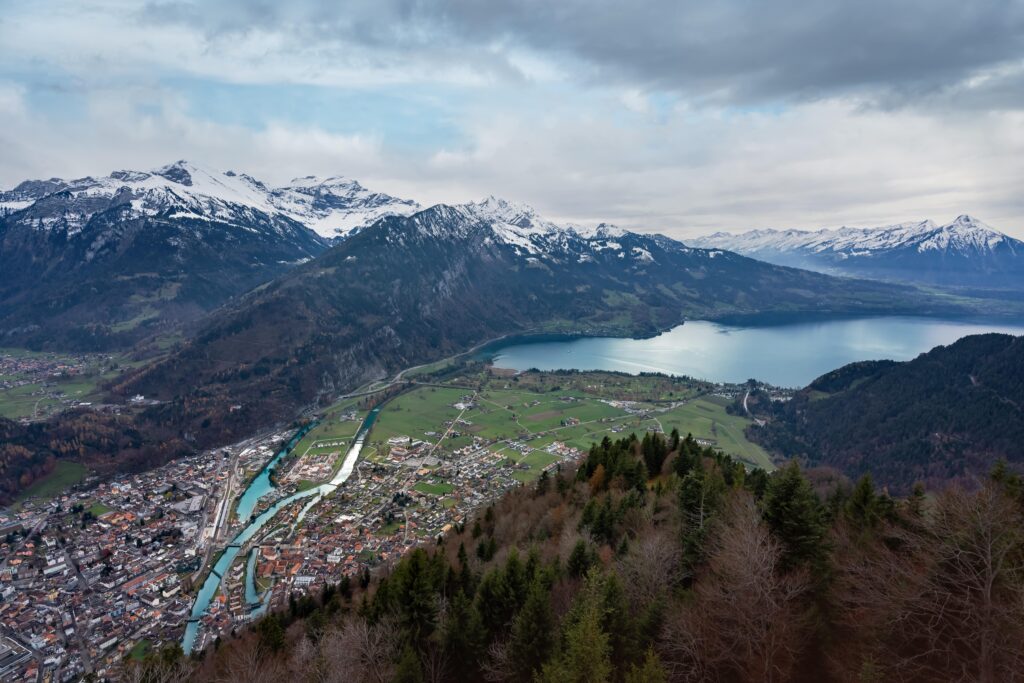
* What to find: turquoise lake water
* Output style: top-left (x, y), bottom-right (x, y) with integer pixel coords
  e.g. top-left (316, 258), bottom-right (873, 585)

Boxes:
top-left (488, 317), bottom-right (1024, 387)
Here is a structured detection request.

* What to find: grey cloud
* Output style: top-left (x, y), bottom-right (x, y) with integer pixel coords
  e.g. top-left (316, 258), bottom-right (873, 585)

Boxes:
top-left (142, 0), bottom-right (1024, 105)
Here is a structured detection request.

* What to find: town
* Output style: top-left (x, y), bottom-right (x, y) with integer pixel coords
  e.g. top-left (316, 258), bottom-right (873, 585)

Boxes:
top-left (0, 367), bottom-right (780, 681)
top-left (0, 350), bottom-right (125, 423)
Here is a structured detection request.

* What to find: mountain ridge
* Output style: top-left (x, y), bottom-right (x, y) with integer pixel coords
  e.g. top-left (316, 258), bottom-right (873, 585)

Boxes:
top-left (116, 199), bottom-right (964, 443)
top-left (0, 160), bottom-right (421, 240)
top-left (749, 332), bottom-right (1024, 491)
top-left (689, 215), bottom-right (1024, 288)
top-left (0, 161), bottom-right (427, 349)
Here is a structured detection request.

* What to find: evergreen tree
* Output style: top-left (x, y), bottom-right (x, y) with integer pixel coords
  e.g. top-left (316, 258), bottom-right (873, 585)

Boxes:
top-left (442, 590), bottom-right (485, 679)
top-left (762, 462), bottom-right (827, 572)
top-left (393, 645), bottom-right (424, 683)
top-left (255, 613), bottom-right (285, 655)
top-left (845, 474), bottom-right (882, 530)
top-left (537, 468), bottom-right (551, 495)
top-left (567, 539), bottom-right (593, 577)
top-left (600, 571), bottom-right (637, 670)
top-left (678, 465), bottom-right (725, 567)
top-left (625, 648), bottom-right (667, 683)
top-left (510, 580), bottom-right (556, 681)
top-left (991, 459), bottom-right (1023, 502)
top-left (538, 572), bottom-right (613, 683)
top-left (745, 467), bottom-right (770, 500)
top-left (674, 433), bottom-right (700, 478)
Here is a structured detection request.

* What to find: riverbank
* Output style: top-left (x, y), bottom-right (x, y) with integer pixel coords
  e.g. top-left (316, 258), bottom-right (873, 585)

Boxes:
top-left (182, 408), bottom-right (380, 655)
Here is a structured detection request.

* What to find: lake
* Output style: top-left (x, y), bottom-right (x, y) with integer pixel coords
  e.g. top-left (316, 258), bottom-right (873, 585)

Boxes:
top-left (487, 317), bottom-right (1024, 387)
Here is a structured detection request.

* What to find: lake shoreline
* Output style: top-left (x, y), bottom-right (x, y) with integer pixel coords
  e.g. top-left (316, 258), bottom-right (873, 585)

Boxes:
top-left (483, 315), bottom-right (1024, 388)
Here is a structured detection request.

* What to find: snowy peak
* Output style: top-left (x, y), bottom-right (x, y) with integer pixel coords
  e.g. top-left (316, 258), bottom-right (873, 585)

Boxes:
top-left (461, 195), bottom-right (558, 233)
top-left (386, 195), bottom-right (710, 269)
top-left (269, 175), bottom-right (420, 238)
top-left (690, 216), bottom-right (1023, 288)
top-left (574, 222), bottom-right (628, 239)
top-left (0, 161), bottom-right (421, 240)
top-left (693, 216), bottom-right (1014, 257)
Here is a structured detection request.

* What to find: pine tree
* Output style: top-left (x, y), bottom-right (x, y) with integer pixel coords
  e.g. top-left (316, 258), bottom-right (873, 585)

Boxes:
top-left (567, 539), bottom-right (593, 577)
top-left (845, 474), bottom-right (881, 530)
top-left (600, 571), bottom-right (637, 670)
top-left (762, 462), bottom-right (827, 572)
top-left (443, 590), bottom-right (485, 679)
top-left (393, 645), bottom-right (424, 683)
top-left (538, 572), bottom-right (613, 683)
top-left (625, 648), bottom-right (667, 683)
top-left (510, 580), bottom-right (556, 681)
top-left (537, 468), bottom-right (551, 495)
top-left (679, 465), bottom-right (725, 567)
top-left (255, 613), bottom-right (285, 654)
top-left (674, 433), bottom-right (700, 478)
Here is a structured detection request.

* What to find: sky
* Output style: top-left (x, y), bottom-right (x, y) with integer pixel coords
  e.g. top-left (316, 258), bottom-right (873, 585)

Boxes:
top-left (1, 0), bottom-right (1023, 238)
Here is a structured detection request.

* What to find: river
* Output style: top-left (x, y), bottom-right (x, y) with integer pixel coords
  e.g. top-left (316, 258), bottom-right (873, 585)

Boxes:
top-left (181, 407), bottom-right (380, 655)
top-left (487, 316), bottom-right (1024, 387)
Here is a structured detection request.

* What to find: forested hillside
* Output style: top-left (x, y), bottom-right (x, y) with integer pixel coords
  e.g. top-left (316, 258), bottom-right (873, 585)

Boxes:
top-left (128, 431), bottom-right (1024, 682)
top-left (751, 333), bottom-right (1024, 491)
top-left (0, 410), bottom-right (191, 504)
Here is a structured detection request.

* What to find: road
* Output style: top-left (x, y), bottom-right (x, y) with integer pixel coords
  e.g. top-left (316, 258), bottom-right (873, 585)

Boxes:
top-left (357, 391), bottom-right (478, 534)
top-left (743, 390), bottom-right (766, 427)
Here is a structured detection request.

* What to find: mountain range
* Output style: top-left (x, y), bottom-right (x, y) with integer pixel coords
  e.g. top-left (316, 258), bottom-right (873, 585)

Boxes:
top-left (0, 161), bottom-right (419, 348)
top-left (690, 215), bottom-right (1024, 289)
top-left (116, 195), bottom-right (961, 439)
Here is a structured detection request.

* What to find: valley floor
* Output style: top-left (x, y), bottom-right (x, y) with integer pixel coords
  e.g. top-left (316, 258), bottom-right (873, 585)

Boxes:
top-left (0, 364), bottom-right (772, 680)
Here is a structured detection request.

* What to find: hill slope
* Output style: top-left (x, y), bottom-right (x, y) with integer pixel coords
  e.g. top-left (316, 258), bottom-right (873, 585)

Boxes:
top-left (0, 161), bottom-right (420, 349)
top-left (751, 333), bottom-right (1024, 490)
top-left (158, 431), bottom-right (1024, 683)
top-left (691, 215), bottom-right (1024, 289)
top-left (0, 161), bottom-right (333, 349)
top-left (120, 197), bottom-right (963, 437)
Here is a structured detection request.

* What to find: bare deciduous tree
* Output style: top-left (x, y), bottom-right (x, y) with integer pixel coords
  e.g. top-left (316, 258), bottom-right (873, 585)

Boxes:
top-left (481, 638), bottom-right (516, 682)
top-left (831, 484), bottom-right (1024, 683)
top-left (122, 656), bottom-right (194, 683)
top-left (215, 640), bottom-right (287, 683)
top-left (421, 640), bottom-right (450, 683)
top-left (314, 617), bottom-right (401, 683)
top-left (661, 491), bottom-right (810, 683)
top-left (616, 531), bottom-right (684, 607)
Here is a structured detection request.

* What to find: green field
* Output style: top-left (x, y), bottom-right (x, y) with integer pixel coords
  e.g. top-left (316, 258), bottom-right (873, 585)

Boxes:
top-left (372, 387), bottom-right (474, 444)
top-left (88, 502), bottom-right (112, 516)
top-left (361, 373), bottom-right (772, 482)
top-left (0, 347), bottom-right (132, 419)
top-left (15, 461), bottom-right (89, 504)
top-left (128, 639), bottom-right (151, 661)
top-left (291, 410), bottom-right (365, 456)
top-left (413, 480), bottom-right (455, 496)
top-left (0, 383), bottom-right (63, 419)
top-left (657, 398), bottom-right (774, 470)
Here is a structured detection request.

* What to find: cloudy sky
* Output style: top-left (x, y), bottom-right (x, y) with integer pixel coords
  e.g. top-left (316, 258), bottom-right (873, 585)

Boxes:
top-left (1, 0), bottom-right (1023, 237)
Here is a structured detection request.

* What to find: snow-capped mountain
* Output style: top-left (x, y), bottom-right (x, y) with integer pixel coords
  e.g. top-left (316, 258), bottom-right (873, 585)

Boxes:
top-left (0, 160), bottom-right (419, 240)
top-left (268, 175), bottom-right (420, 239)
top-left (129, 194), bottom-right (937, 421)
top-left (394, 195), bottom-right (695, 268)
top-left (0, 161), bottom-right (334, 348)
top-left (690, 216), bottom-right (1024, 288)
